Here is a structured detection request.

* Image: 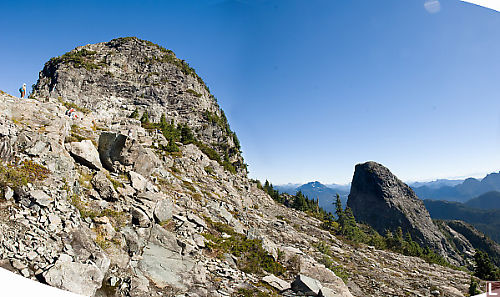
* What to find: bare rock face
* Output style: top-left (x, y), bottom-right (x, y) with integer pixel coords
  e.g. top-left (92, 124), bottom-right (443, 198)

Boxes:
top-left (440, 220), bottom-right (500, 266)
top-left (347, 161), bottom-right (461, 263)
top-left (33, 37), bottom-right (245, 174)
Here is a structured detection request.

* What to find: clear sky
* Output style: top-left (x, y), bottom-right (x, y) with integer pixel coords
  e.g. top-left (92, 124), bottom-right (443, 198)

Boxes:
top-left (1, 0), bottom-right (499, 185)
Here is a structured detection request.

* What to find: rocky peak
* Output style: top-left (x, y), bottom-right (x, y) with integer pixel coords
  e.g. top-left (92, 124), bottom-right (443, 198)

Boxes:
top-left (33, 37), bottom-right (245, 174)
top-left (347, 161), bottom-right (462, 263)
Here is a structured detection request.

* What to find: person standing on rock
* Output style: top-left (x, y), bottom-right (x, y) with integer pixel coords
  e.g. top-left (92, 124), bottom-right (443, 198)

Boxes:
top-left (19, 83), bottom-right (27, 98)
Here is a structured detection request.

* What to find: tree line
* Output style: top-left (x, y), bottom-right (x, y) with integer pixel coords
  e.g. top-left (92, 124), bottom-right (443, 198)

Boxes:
top-left (260, 181), bottom-right (456, 268)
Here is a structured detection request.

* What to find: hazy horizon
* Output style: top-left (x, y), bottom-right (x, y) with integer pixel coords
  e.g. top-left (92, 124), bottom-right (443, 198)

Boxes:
top-left (271, 169), bottom-right (495, 187)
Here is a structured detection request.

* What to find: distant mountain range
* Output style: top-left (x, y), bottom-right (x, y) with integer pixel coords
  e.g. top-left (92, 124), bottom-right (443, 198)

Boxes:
top-left (465, 191), bottom-right (500, 210)
top-left (274, 181), bottom-right (350, 214)
top-left (274, 171), bottom-right (500, 214)
top-left (409, 179), bottom-right (464, 189)
top-left (412, 172), bottom-right (500, 202)
top-left (276, 174), bottom-right (500, 244)
top-left (424, 199), bottom-right (500, 243)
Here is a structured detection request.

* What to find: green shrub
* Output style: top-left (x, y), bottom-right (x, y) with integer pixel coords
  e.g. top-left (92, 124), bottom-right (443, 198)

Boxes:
top-left (204, 166), bottom-right (214, 175)
top-left (129, 108), bottom-right (139, 119)
top-left (140, 112), bottom-right (149, 124)
top-left (196, 142), bottom-right (221, 163)
top-left (50, 49), bottom-right (102, 71)
top-left (186, 89), bottom-right (202, 97)
top-left (203, 110), bottom-right (230, 132)
top-left (182, 180), bottom-right (196, 192)
top-left (235, 288), bottom-right (276, 297)
top-left (468, 277), bottom-right (481, 295)
top-left (223, 160), bottom-right (237, 174)
top-left (203, 218), bottom-right (285, 276)
top-left (107, 176), bottom-right (123, 190)
top-left (0, 160), bottom-right (50, 189)
top-left (314, 242), bottom-right (350, 283)
top-left (58, 97), bottom-right (92, 114)
top-left (140, 114), bottom-right (239, 174)
top-left (70, 193), bottom-right (127, 230)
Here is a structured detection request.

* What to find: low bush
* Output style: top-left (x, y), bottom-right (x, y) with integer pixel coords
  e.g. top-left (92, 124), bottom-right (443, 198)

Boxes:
top-left (0, 160), bottom-right (50, 188)
top-left (186, 89), bottom-right (202, 97)
top-left (58, 97), bottom-right (92, 114)
top-left (50, 49), bottom-right (103, 71)
top-left (203, 218), bottom-right (285, 276)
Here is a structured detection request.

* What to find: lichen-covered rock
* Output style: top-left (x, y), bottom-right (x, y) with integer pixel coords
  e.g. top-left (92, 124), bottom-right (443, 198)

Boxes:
top-left (129, 171), bottom-right (147, 192)
top-left (138, 243), bottom-right (195, 290)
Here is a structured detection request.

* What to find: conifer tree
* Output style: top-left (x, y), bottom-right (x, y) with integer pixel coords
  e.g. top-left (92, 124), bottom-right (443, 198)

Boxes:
top-left (474, 250), bottom-right (499, 280)
top-left (140, 111), bottom-right (149, 124)
top-left (130, 108), bottom-right (139, 119)
top-left (342, 207), bottom-right (358, 238)
top-left (468, 277), bottom-right (480, 295)
top-left (293, 191), bottom-right (307, 211)
top-left (160, 113), bottom-right (167, 126)
top-left (334, 194), bottom-right (345, 228)
top-left (179, 124), bottom-right (195, 144)
top-left (396, 227), bottom-right (404, 246)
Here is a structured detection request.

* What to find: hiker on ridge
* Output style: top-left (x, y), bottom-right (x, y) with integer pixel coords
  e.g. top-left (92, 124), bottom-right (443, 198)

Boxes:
top-left (19, 83), bottom-right (26, 98)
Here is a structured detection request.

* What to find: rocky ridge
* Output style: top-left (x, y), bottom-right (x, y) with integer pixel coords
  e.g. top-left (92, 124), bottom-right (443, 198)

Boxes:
top-left (347, 161), bottom-right (463, 264)
top-left (0, 38), bottom-right (479, 297)
top-left (33, 37), bottom-right (245, 174)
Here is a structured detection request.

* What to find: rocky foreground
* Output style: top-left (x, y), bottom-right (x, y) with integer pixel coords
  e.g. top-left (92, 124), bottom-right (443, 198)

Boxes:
top-left (0, 91), bottom-right (473, 297)
top-left (0, 37), bottom-right (477, 297)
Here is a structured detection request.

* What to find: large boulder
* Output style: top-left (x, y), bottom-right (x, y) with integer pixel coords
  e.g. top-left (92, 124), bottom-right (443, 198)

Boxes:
top-left (291, 274), bottom-right (322, 296)
top-left (131, 206), bottom-right (151, 228)
top-left (66, 140), bottom-right (102, 170)
top-left (70, 227), bottom-right (111, 274)
top-left (138, 226), bottom-right (192, 290)
top-left (0, 116), bottom-right (17, 162)
top-left (91, 171), bottom-right (119, 201)
top-left (138, 243), bottom-right (195, 290)
top-left (98, 132), bottom-right (158, 176)
top-left (153, 198), bottom-right (174, 223)
top-left (262, 274), bottom-right (291, 292)
top-left (129, 171), bottom-right (147, 192)
top-left (347, 161), bottom-right (461, 263)
top-left (30, 189), bottom-right (53, 207)
top-left (44, 261), bottom-right (104, 296)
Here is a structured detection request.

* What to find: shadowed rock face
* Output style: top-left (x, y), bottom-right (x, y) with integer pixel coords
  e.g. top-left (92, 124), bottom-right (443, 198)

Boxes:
top-left (442, 220), bottom-right (500, 266)
top-left (347, 161), bottom-right (461, 263)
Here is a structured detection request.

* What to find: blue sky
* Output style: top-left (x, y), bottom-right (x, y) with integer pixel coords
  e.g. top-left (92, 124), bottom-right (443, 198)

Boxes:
top-left (1, 0), bottom-right (499, 184)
